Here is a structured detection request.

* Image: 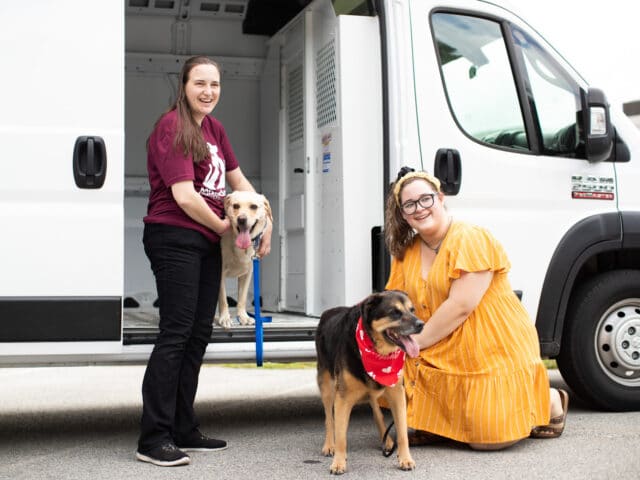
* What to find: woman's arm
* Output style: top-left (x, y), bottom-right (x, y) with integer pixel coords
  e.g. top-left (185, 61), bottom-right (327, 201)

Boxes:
top-left (226, 167), bottom-right (273, 257)
top-left (171, 180), bottom-right (230, 235)
top-left (226, 167), bottom-right (254, 192)
top-left (412, 270), bottom-right (493, 349)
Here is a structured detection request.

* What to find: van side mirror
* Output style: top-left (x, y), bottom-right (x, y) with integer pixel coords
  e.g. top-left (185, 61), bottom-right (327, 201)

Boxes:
top-left (581, 87), bottom-right (613, 162)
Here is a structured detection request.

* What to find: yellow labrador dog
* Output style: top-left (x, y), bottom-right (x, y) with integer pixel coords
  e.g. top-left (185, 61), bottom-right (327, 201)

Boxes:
top-left (216, 190), bottom-right (272, 329)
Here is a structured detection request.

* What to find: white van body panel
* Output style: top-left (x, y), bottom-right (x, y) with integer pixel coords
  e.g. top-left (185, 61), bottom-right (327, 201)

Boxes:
top-left (404, 0), bottom-right (623, 319)
top-left (0, 1), bottom-right (124, 356)
top-left (611, 108), bottom-right (640, 210)
top-left (0, 1), bottom-right (124, 297)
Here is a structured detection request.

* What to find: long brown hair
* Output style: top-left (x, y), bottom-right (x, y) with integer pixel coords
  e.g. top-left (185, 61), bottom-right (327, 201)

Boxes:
top-left (384, 168), bottom-right (441, 260)
top-left (148, 55), bottom-right (221, 163)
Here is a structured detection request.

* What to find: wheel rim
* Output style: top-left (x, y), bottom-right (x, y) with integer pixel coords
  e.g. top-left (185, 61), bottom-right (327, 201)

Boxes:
top-left (595, 298), bottom-right (640, 386)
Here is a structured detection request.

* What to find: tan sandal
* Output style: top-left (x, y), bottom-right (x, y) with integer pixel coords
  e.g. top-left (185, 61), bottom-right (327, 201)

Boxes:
top-left (530, 388), bottom-right (569, 439)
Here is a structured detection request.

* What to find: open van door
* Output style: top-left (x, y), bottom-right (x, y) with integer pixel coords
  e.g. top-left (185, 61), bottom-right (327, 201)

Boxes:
top-left (0, 1), bottom-right (124, 361)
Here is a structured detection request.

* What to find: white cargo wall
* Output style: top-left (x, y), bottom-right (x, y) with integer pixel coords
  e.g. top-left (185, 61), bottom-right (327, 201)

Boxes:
top-left (261, 1), bottom-right (382, 316)
top-left (270, 1), bottom-right (341, 316)
top-left (276, 15), bottom-right (308, 314)
top-left (334, 15), bottom-right (383, 305)
top-left (316, 14), bottom-right (383, 311)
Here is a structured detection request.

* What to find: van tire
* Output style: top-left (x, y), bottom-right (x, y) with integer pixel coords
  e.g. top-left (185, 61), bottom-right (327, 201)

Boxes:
top-left (557, 269), bottom-right (640, 412)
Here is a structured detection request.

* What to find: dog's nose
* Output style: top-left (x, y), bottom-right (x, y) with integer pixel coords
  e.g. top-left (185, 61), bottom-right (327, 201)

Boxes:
top-left (404, 315), bottom-right (424, 332)
top-left (237, 216), bottom-right (247, 226)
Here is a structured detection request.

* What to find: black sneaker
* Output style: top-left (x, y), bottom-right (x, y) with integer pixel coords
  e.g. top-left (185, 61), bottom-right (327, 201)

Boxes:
top-left (175, 430), bottom-right (228, 452)
top-left (135, 442), bottom-right (190, 467)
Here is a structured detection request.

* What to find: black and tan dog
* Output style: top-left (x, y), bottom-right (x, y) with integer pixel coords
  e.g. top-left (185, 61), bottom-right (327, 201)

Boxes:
top-left (315, 290), bottom-right (424, 475)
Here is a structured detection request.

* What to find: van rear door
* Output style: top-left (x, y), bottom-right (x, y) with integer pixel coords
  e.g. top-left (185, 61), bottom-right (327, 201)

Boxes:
top-left (0, 1), bottom-right (124, 360)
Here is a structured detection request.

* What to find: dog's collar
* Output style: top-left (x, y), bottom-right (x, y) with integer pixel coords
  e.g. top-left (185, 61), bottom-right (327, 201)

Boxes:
top-left (252, 232), bottom-right (262, 250)
top-left (251, 231), bottom-right (264, 259)
top-left (355, 317), bottom-right (405, 387)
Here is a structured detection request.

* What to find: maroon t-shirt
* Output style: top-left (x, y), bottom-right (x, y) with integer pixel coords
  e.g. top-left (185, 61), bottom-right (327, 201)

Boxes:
top-left (143, 109), bottom-right (239, 243)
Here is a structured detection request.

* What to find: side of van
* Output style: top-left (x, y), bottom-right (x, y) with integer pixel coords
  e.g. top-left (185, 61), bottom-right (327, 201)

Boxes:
top-left (1, 0), bottom-right (639, 411)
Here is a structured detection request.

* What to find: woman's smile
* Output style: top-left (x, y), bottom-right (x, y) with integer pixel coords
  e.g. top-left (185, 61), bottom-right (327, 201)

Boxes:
top-left (412, 210), bottom-right (432, 222)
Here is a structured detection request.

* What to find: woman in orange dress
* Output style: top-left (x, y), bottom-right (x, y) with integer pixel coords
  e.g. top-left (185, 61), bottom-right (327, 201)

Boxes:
top-left (384, 167), bottom-right (568, 450)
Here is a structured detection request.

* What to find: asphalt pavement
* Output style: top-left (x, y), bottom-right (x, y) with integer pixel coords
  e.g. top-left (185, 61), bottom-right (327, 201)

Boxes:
top-left (1, 365), bottom-right (639, 480)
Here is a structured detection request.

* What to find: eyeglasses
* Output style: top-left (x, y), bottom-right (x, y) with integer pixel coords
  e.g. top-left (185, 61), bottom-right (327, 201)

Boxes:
top-left (401, 194), bottom-right (436, 214)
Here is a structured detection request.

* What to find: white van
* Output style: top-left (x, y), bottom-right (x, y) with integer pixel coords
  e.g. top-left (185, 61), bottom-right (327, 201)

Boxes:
top-left (1, 0), bottom-right (639, 411)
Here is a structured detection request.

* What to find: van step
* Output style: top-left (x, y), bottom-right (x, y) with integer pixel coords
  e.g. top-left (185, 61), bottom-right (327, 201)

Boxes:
top-left (123, 325), bottom-right (317, 345)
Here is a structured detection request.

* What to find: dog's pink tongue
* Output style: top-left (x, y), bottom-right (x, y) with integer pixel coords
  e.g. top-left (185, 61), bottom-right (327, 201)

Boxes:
top-left (235, 230), bottom-right (252, 249)
top-left (401, 336), bottom-right (420, 358)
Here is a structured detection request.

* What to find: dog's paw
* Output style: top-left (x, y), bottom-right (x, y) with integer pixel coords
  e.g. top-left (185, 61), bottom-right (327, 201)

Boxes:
top-left (397, 456), bottom-right (416, 471)
top-left (237, 312), bottom-right (254, 326)
top-left (217, 313), bottom-right (233, 330)
top-left (321, 444), bottom-right (334, 457)
top-left (329, 459), bottom-right (347, 475)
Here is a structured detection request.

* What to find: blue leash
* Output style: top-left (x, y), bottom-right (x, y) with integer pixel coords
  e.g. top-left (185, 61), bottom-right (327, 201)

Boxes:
top-left (248, 234), bottom-right (271, 366)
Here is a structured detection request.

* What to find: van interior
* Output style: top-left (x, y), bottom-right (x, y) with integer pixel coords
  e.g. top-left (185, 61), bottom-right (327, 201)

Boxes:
top-left (123, 0), bottom-right (381, 345)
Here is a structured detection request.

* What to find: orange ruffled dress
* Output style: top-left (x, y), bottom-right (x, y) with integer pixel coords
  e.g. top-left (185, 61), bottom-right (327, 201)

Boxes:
top-left (386, 221), bottom-right (550, 443)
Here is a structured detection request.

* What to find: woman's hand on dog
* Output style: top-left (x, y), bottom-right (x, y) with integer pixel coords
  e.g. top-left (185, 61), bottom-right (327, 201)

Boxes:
top-left (216, 217), bottom-right (231, 236)
top-left (256, 219), bottom-right (272, 258)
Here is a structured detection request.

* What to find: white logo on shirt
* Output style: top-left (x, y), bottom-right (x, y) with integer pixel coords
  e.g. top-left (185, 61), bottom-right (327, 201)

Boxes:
top-left (200, 143), bottom-right (226, 199)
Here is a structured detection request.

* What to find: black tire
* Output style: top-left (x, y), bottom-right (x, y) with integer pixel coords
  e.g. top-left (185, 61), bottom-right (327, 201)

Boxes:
top-left (557, 269), bottom-right (640, 411)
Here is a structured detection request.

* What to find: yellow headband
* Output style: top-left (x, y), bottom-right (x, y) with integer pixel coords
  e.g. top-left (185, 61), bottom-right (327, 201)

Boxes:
top-left (393, 171), bottom-right (441, 207)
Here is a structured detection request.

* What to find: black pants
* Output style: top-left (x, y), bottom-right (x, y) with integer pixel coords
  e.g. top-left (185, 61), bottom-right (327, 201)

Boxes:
top-left (138, 223), bottom-right (221, 451)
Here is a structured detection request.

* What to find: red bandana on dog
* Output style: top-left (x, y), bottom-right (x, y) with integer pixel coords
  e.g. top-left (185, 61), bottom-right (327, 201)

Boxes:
top-left (355, 317), bottom-right (405, 387)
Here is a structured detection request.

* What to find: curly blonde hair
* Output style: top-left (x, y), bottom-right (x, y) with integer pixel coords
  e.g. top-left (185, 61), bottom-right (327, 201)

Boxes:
top-left (384, 169), bottom-right (441, 260)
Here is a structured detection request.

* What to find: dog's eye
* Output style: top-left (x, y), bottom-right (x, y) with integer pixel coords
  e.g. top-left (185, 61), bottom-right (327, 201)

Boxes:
top-left (232, 203), bottom-right (240, 210)
top-left (250, 204), bottom-right (258, 210)
top-left (390, 309), bottom-right (402, 319)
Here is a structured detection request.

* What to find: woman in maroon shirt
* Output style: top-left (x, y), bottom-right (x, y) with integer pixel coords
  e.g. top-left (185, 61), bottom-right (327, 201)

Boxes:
top-left (136, 56), bottom-right (271, 467)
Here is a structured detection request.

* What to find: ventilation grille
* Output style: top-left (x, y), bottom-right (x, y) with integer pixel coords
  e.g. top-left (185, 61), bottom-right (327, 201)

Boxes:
top-left (128, 0), bottom-right (178, 14)
top-left (316, 39), bottom-right (337, 128)
top-left (196, 1), bottom-right (246, 17)
top-left (287, 65), bottom-right (304, 144)
top-left (127, 0), bottom-right (246, 18)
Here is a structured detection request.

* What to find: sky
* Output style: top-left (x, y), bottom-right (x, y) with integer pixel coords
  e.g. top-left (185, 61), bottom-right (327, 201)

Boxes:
top-left (514, 1), bottom-right (640, 109)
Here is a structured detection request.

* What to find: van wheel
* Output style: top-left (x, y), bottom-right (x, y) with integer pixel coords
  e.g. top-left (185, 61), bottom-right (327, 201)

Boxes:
top-left (557, 270), bottom-right (640, 411)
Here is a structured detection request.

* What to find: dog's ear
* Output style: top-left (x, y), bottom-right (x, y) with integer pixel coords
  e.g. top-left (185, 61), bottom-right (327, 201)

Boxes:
top-left (361, 292), bottom-right (384, 320)
top-left (224, 193), bottom-right (233, 211)
top-left (262, 195), bottom-right (273, 222)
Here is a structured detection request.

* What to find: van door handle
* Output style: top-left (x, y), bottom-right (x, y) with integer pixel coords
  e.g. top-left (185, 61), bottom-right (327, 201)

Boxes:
top-left (433, 148), bottom-right (461, 195)
top-left (73, 136), bottom-right (107, 189)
